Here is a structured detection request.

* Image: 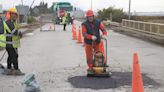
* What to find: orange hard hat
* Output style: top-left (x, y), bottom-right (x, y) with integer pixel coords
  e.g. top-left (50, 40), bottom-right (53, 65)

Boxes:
top-left (86, 10), bottom-right (94, 17)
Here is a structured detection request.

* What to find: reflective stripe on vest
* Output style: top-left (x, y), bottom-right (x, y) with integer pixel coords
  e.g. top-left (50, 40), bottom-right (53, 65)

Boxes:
top-left (6, 34), bottom-right (13, 37)
top-left (0, 40), bottom-right (19, 44)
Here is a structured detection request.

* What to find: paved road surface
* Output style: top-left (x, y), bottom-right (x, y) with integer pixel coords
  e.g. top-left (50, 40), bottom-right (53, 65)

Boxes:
top-left (0, 21), bottom-right (164, 92)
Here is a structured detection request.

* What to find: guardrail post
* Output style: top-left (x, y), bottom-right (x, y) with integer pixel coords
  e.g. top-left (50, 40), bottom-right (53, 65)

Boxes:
top-left (157, 25), bottom-right (160, 34)
top-left (138, 22), bottom-right (140, 30)
top-left (125, 20), bottom-right (127, 27)
top-left (123, 20), bottom-right (125, 26)
top-left (143, 23), bottom-right (145, 31)
top-left (150, 24), bottom-right (152, 32)
top-left (126, 21), bottom-right (128, 27)
top-left (133, 22), bottom-right (136, 28)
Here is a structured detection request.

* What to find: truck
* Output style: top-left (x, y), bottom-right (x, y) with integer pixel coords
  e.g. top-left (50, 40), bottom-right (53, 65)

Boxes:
top-left (52, 2), bottom-right (74, 24)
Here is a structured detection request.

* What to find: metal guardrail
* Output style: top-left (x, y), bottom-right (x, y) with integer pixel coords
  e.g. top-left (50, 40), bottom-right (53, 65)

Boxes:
top-left (103, 20), bottom-right (121, 27)
top-left (122, 19), bottom-right (164, 36)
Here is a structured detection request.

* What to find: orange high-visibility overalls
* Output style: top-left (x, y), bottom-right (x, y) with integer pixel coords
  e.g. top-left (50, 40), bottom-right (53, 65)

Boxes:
top-left (82, 20), bottom-right (107, 69)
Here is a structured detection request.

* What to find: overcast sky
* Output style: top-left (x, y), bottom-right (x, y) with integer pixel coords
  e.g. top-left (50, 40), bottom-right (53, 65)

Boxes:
top-left (0, 0), bottom-right (164, 12)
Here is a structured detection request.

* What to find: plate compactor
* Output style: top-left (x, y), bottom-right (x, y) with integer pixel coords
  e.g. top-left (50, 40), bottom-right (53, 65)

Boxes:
top-left (87, 38), bottom-right (111, 77)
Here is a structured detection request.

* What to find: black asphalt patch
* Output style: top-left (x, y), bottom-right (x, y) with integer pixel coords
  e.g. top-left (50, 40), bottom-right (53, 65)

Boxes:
top-left (68, 71), bottom-right (160, 90)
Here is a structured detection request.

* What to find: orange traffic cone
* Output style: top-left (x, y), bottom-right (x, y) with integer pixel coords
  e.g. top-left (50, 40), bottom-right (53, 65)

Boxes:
top-left (49, 25), bottom-right (52, 30)
top-left (73, 25), bottom-right (77, 40)
top-left (72, 24), bottom-right (74, 32)
top-left (72, 25), bottom-right (74, 38)
top-left (83, 42), bottom-right (85, 47)
top-left (132, 53), bottom-right (144, 92)
top-left (77, 26), bottom-right (83, 43)
top-left (99, 41), bottom-right (107, 63)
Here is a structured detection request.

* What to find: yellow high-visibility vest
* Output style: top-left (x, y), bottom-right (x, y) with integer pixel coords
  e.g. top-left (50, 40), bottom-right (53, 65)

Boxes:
top-left (0, 20), bottom-right (20, 48)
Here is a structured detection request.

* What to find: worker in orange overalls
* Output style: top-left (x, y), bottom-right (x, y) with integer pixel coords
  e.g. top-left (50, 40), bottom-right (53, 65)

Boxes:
top-left (82, 10), bottom-right (107, 73)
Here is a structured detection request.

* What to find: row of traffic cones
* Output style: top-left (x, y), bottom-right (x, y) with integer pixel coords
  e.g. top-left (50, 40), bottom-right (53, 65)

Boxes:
top-left (72, 24), bottom-right (77, 40)
top-left (72, 23), bottom-right (83, 44)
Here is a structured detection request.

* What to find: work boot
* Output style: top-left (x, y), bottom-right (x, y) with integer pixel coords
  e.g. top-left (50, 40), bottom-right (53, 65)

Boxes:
top-left (0, 64), bottom-right (5, 69)
top-left (3, 69), bottom-right (13, 75)
top-left (12, 69), bottom-right (25, 76)
top-left (104, 64), bottom-right (109, 67)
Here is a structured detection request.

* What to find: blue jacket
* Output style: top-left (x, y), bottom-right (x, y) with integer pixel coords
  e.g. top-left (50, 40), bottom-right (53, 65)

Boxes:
top-left (82, 19), bottom-right (101, 45)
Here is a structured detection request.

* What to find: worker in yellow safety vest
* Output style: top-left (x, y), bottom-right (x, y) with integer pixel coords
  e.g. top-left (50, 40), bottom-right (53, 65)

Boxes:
top-left (62, 12), bottom-right (68, 31)
top-left (0, 7), bottom-right (24, 75)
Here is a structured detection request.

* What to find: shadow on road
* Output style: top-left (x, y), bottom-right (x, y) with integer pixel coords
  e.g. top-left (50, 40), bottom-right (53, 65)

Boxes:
top-left (68, 72), bottom-right (160, 90)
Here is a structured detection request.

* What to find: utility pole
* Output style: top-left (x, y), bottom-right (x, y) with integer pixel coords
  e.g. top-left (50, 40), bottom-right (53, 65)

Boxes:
top-left (110, 13), bottom-right (113, 22)
top-left (91, 0), bottom-right (92, 10)
top-left (23, 0), bottom-right (35, 23)
top-left (128, 0), bottom-right (131, 20)
top-left (21, 0), bottom-right (24, 6)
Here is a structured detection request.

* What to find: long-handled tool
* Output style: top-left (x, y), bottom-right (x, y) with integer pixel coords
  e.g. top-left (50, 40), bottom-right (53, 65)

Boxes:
top-left (0, 51), bottom-right (6, 69)
top-left (87, 38), bottom-right (111, 77)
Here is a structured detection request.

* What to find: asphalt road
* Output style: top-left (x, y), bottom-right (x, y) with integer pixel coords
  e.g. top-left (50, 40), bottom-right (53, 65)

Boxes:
top-left (0, 21), bottom-right (164, 92)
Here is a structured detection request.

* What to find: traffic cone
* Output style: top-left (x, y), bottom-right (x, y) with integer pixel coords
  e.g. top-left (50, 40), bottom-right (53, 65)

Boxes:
top-left (99, 41), bottom-right (107, 63)
top-left (83, 42), bottom-right (85, 47)
top-left (49, 25), bottom-right (52, 30)
top-left (132, 53), bottom-right (144, 92)
top-left (72, 25), bottom-right (74, 38)
top-left (77, 26), bottom-right (83, 43)
top-left (72, 24), bottom-right (76, 39)
top-left (73, 25), bottom-right (77, 40)
top-left (74, 30), bottom-right (77, 40)
top-left (72, 24), bottom-right (74, 32)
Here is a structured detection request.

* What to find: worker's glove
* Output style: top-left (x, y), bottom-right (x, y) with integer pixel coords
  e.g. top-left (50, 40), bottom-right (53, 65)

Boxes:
top-left (92, 36), bottom-right (97, 41)
top-left (101, 35), bottom-right (107, 40)
top-left (18, 31), bottom-right (23, 38)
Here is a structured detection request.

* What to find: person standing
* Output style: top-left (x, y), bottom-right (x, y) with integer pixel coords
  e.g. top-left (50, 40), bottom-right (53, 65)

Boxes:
top-left (0, 7), bottom-right (24, 75)
top-left (82, 10), bottom-right (107, 73)
top-left (0, 6), bottom-right (5, 69)
top-left (62, 13), bottom-right (68, 31)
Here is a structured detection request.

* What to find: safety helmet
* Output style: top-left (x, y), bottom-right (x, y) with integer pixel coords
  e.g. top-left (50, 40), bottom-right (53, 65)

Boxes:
top-left (8, 7), bottom-right (17, 14)
top-left (86, 10), bottom-right (94, 17)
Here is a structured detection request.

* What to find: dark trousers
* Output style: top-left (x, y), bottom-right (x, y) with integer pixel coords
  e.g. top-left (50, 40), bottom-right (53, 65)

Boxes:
top-left (6, 48), bottom-right (19, 70)
top-left (63, 24), bottom-right (66, 31)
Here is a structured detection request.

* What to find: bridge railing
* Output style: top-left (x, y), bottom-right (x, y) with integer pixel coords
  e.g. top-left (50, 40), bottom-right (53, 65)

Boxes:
top-left (122, 19), bottom-right (164, 36)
